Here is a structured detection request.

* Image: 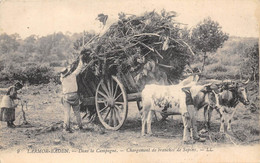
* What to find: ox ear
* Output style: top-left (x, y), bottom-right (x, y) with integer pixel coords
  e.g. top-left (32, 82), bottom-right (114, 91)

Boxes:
top-left (201, 85), bottom-right (212, 93)
top-left (179, 76), bottom-right (193, 86)
top-left (221, 82), bottom-right (230, 90)
top-left (182, 87), bottom-right (191, 93)
top-left (227, 82), bottom-right (238, 90)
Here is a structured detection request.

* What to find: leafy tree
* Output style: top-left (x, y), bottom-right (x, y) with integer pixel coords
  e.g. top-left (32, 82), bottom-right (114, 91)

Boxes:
top-left (49, 32), bottom-right (72, 59)
top-left (20, 35), bottom-right (38, 54)
top-left (191, 17), bottom-right (229, 71)
top-left (241, 43), bottom-right (259, 81)
top-left (73, 31), bottom-right (95, 51)
top-left (35, 32), bottom-right (73, 62)
top-left (0, 33), bottom-right (20, 54)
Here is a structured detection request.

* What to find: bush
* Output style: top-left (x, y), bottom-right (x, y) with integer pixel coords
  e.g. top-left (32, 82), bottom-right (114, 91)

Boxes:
top-left (0, 64), bottom-right (56, 85)
top-left (50, 61), bottom-right (63, 67)
top-left (210, 65), bottom-right (228, 72)
top-left (23, 65), bottom-right (56, 84)
top-left (203, 63), bottom-right (241, 80)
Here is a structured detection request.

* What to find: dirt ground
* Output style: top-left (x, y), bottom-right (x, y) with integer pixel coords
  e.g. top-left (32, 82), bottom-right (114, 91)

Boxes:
top-left (0, 82), bottom-right (259, 161)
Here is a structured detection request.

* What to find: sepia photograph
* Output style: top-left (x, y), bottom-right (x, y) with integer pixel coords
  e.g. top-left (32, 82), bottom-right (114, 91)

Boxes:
top-left (0, 0), bottom-right (259, 162)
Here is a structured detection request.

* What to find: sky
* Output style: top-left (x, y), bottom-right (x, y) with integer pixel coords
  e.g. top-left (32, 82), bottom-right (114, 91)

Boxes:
top-left (0, 0), bottom-right (259, 38)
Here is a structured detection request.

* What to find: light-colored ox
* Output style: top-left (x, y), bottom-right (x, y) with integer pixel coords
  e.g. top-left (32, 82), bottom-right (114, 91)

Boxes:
top-left (140, 75), bottom-right (199, 142)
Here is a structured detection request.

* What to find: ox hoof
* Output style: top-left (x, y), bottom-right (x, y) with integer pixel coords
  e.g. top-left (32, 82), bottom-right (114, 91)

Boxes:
top-left (183, 140), bottom-right (195, 144)
top-left (220, 127), bottom-right (225, 133)
top-left (147, 133), bottom-right (157, 137)
top-left (199, 129), bottom-right (208, 135)
top-left (194, 137), bottom-right (206, 142)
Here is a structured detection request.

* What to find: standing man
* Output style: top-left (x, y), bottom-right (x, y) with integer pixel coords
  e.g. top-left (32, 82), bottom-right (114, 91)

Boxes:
top-left (60, 55), bottom-right (85, 133)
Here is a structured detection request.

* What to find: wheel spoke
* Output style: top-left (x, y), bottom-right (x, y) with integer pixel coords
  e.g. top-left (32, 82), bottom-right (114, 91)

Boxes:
top-left (98, 91), bottom-right (108, 99)
top-left (115, 92), bottom-right (122, 101)
top-left (97, 99), bottom-right (107, 104)
top-left (101, 82), bottom-right (110, 97)
top-left (113, 84), bottom-right (119, 98)
top-left (99, 105), bottom-right (108, 113)
top-left (107, 79), bottom-right (112, 96)
top-left (114, 106), bottom-right (121, 122)
top-left (112, 109), bottom-right (117, 127)
top-left (109, 108), bottom-right (113, 126)
top-left (115, 105), bottom-right (121, 112)
top-left (115, 101), bottom-right (124, 105)
top-left (111, 79), bottom-right (114, 97)
top-left (104, 107), bottom-right (111, 121)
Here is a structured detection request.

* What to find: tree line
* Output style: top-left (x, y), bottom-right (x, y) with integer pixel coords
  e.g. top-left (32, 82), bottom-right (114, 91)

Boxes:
top-left (0, 16), bottom-right (258, 85)
top-left (0, 32), bottom-right (91, 69)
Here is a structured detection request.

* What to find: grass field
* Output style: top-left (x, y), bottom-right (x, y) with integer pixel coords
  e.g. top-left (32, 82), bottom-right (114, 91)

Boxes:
top-left (0, 80), bottom-right (259, 154)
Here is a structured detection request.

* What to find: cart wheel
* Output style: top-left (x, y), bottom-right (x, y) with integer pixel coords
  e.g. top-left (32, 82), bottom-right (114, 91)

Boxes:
top-left (95, 76), bottom-right (128, 130)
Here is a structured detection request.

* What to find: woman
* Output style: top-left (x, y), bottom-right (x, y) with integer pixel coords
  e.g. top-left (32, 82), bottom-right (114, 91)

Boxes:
top-left (60, 55), bottom-right (85, 133)
top-left (0, 82), bottom-right (23, 128)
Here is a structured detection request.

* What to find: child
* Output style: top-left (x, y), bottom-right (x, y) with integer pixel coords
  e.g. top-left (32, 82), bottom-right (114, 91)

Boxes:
top-left (0, 82), bottom-right (23, 128)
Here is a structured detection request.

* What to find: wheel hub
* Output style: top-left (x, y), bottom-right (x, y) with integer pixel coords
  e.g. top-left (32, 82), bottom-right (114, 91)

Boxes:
top-left (107, 97), bottom-right (115, 107)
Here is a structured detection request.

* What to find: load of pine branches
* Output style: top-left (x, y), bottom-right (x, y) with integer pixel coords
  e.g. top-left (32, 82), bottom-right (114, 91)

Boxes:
top-left (80, 10), bottom-right (194, 91)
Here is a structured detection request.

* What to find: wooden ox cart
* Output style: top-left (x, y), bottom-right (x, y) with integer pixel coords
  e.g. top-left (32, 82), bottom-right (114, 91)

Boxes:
top-left (78, 68), bottom-right (145, 131)
top-left (77, 59), bottom-right (187, 131)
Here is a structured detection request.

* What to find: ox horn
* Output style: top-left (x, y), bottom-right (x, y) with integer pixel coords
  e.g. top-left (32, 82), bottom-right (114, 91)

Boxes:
top-left (242, 78), bottom-right (250, 84)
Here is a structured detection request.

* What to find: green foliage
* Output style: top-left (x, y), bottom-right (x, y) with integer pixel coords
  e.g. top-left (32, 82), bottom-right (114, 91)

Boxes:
top-left (0, 32), bottom-right (85, 85)
top-left (73, 32), bottom-right (96, 51)
top-left (241, 43), bottom-right (259, 81)
top-left (0, 33), bottom-right (20, 54)
top-left (202, 64), bottom-right (240, 80)
top-left (0, 64), bottom-right (56, 85)
top-left (219, 36), bottom-right (257, 56)
top-left (49, 61), bottom-right (63, 67)
top-left (190, 17), bottom-right (229, 71)
top-left (80, 10), bottom-right (193, 85)
top-left (191, 17), bottom-right (229, 53)
top-left (23, 65), bottom-right (56, 84)
top-left (196, 37), bottom-right (258, 81)
top-left (209, 64), bottom-right (228, 72)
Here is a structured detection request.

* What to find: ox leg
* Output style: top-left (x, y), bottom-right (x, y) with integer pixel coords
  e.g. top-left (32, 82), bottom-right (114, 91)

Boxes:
top-left (227, 107), bottom-right (237, 132)
top-left (190, 106), bottom-right (199, 140)
top-left (219, 107), bottom-right (225, 133)
top-left (141, 109), bottom-right (148, 136)
top-left (180, 97), bottom-right (189, 118)
top-left (182, 115), bottom-right (191, 142)
top-left (147, 110), bottom-right (153, 135)
top-left (203, 106), bottom-right (208, 130)
top-left (141, 99), bottom-right (151, 136)
top-left (180, 98), bottom-right (191, 142)
top-left (207, 106), bottom-right (213, 130)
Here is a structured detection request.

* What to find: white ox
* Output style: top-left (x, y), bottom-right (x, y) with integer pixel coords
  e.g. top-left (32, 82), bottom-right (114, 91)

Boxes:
top-left (140, 75), bottom-right (199, 142)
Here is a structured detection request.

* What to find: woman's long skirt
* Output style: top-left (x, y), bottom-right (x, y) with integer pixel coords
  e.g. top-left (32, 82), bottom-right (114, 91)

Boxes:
top-left (0, 107), bottom-right (15, 122)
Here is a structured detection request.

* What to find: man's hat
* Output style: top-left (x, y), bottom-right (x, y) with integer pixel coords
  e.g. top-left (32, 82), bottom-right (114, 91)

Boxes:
top-left (14, 81), bottom-right (23, 90)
